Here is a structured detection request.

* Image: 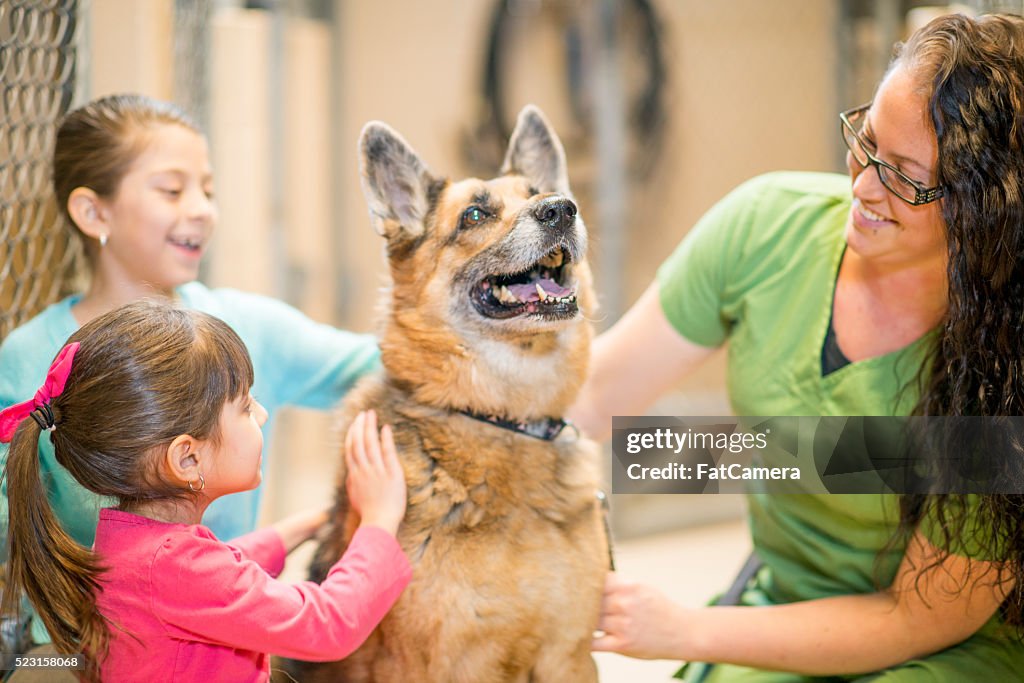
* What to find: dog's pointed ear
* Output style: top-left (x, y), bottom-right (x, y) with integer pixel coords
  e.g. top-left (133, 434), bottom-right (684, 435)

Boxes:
top-left (359, 122), bottom-right (436, 240)
top-left (500, 105), bottom-right (570, 197)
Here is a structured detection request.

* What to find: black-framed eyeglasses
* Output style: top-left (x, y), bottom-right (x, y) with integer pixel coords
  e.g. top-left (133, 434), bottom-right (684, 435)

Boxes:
top-left (839, 104), bottom-right (944, 206)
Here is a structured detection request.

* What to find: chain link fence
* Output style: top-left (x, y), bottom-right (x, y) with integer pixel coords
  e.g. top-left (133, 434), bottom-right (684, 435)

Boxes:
top-left (0, 0), bottom-right (82, 344)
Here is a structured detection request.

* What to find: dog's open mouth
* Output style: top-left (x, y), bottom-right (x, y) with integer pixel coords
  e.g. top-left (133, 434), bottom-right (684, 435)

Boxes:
top-left (472, 246), bottom-right (578, 320)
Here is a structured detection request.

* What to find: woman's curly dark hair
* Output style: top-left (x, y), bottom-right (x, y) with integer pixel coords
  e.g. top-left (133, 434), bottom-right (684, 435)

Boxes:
top-left (890, 13), bottom-right (1024, 633)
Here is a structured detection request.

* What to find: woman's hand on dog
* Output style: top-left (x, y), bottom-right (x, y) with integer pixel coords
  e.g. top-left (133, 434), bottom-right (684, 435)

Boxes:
top-left (345, 409), bottom-right (408, 536)
top-left (591, 571), bottom-right (689, 660)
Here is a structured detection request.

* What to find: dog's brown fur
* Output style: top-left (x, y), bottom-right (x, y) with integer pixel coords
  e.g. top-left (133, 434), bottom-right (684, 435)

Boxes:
top-left (286, 107), bottom-right (607, 682)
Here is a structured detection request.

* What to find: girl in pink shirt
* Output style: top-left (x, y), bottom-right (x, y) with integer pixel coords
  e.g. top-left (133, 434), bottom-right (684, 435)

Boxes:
top-left (1, 300), bottom-right (411, 682)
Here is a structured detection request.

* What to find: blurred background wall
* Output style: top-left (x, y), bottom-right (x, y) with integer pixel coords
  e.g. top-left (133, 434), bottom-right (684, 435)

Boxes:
top-left (1, 0), bottom-right (1013, 537)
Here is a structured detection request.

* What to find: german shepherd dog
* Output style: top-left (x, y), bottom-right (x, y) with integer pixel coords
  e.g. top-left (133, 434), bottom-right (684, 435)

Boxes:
top-left (288, 106), bottom-right (608, 682)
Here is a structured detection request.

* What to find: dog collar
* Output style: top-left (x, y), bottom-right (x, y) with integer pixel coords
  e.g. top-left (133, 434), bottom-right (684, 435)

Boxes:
top-left (457, 410), bottom-right (577, 442)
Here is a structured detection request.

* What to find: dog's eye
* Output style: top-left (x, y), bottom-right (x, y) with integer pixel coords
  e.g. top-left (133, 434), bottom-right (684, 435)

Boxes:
top-left (461, 206), bottom-right (489, 228)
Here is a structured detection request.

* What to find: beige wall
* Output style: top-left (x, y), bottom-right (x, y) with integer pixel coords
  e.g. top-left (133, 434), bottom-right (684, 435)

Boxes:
top-left (329, 0), bottom-right (841, 435)
top-left (208, 9), bottom-right (276, 296)
top-left (85, 0), bottom-right (844, 355)
top-left (332, 0), bottom-right (840, 335)
top-left (88, 0), bottom-right (174, 100)
top-left (84, 1), bottom-right (848, 529)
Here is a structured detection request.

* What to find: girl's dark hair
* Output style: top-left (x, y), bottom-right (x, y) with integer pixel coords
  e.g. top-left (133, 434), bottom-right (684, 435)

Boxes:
top-left (53, 94), bottom-right (201, 257)
top-left (886, 13), bottom-right (1024, 632)
top-left (1, 300), bottom-right (253, 680)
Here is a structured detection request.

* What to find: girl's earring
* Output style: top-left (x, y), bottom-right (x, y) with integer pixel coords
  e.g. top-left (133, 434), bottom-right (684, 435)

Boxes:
top-left (99, 233), bottom-right (108, 248)
top-left (188, 472), bottom-right (205, 492)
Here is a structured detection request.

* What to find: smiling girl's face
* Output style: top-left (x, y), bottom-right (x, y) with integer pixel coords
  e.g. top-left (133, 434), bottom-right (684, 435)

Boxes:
top-left (92, 123), bottom-right (217, 296)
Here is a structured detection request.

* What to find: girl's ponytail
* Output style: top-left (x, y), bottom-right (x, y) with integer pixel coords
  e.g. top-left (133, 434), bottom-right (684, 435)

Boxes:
top-left (1, 301), bottom-right (254, 680)
top-left (2, 418), bottom-right (107, 682)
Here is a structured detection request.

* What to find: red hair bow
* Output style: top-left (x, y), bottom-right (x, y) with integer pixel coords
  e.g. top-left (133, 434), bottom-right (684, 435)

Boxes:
top-left (0, 342), bottom-right (80, 443)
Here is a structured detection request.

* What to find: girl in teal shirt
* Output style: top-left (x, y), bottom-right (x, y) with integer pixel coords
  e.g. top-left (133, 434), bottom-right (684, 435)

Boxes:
top-left (0, 95), bottom-right (378, 553)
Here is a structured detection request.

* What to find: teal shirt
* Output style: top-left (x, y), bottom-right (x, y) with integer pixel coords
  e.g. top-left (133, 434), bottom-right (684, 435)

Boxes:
top-left (0, 282), bottom-right (380, 547)
top-left (657, 172), bottom-right (1022, 680)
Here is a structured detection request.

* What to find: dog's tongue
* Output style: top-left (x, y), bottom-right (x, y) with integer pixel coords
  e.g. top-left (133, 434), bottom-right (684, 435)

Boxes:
top-left (508, 278), bottom-right (572, 302)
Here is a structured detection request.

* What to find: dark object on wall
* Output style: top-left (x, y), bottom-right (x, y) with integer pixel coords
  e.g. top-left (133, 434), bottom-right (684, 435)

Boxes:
top-left (463, 0), bottom-right (668, 182)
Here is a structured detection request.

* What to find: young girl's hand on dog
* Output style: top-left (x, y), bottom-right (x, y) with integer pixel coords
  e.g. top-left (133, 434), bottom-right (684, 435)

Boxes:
top-left (0, 304), bottom-right (414, 681)
top-left (345, 410), bottom-right (407, 536)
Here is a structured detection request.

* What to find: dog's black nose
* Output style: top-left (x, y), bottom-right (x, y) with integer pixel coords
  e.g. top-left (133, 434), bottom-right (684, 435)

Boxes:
top-left (533, 197), bottom-right (577, 233)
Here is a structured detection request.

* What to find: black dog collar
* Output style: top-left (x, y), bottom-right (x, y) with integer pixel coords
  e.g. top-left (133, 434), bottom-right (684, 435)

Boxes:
top-left (457, 410), bottom-right (577, 442)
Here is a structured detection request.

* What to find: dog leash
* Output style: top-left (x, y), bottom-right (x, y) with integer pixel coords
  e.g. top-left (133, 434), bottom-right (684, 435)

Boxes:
top-left (597, 489), bottom-right (615, 571)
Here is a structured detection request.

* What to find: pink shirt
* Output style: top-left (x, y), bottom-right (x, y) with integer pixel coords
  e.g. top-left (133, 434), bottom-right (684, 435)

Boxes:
top-left (93, 508), bottom-right (411, 682)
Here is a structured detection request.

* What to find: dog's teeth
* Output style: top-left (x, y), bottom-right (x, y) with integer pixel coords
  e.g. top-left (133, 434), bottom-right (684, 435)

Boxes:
top-left (536, 283), bottom-right (547, 300)
top-left (498, 285), bottom-right (517, 304)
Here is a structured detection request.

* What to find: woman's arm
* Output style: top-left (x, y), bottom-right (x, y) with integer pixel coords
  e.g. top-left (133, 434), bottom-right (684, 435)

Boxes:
top-left (570, 282), bottom-right (718, 441)
top-left (593, 530), bottom-right (1011, 674)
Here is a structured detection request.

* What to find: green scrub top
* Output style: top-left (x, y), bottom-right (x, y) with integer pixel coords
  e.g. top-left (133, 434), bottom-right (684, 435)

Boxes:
top-left (656, 172), bottom-right (1023, 681)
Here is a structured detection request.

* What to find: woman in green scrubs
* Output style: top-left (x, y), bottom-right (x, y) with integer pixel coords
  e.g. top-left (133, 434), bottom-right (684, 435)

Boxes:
top-left (578, 13), bottom-right (1024, 682)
